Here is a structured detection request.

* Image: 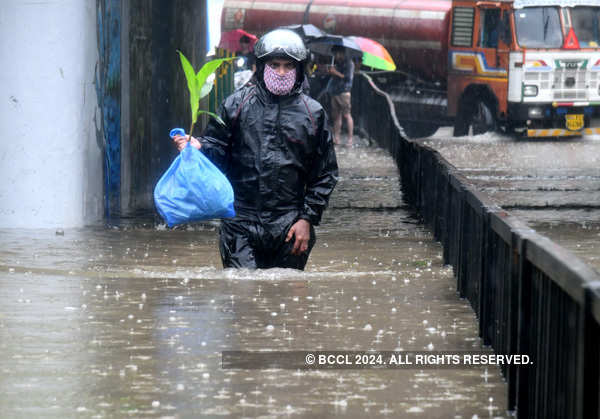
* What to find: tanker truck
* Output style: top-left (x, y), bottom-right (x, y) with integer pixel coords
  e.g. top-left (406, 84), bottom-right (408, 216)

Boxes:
top-left (222, 0), bottom-right (600, 138)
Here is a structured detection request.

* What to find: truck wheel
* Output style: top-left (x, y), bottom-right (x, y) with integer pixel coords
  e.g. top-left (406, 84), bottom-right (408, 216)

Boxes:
top-left (453, 99), bottom-right (496, 136)
top-left (471, 100), bottom-right (496, 135)
top-left (400, 121), bottom-right (439, 138)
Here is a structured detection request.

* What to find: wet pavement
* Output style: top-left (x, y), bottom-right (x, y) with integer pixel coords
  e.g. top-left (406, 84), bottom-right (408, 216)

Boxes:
top-left (423, 128), bottom-right (600, 273)
top-left (0, 139), bottom-right (508, 418)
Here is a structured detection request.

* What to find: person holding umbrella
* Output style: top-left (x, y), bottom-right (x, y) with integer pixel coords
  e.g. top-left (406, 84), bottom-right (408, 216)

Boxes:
top-left (328, 45), bottom-right (354, 147)
top-left (219, 29), bottom-right (258, 73)
top-left (238, 35), bottom-right (256, 72)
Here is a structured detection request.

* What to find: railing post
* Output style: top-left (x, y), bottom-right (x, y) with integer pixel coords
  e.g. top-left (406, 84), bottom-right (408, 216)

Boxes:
top-left (581, 281), bottom-right (600, 419)
top-left (478, 205), bottom-right (490, 341)
top-left (514, 229), bottom-right (532, 416)
top-left (455, 185), bottom-right (466, 297)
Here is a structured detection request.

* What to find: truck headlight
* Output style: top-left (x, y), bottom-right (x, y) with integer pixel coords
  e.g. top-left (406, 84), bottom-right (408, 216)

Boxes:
top-left (524, 85), bottom-right (538, 97)
top-left (528, 107), bottom-right (543, 118)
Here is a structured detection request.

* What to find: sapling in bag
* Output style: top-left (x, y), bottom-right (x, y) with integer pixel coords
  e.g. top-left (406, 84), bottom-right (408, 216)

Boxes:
top-left (154, 136), bottom-right (235, 227)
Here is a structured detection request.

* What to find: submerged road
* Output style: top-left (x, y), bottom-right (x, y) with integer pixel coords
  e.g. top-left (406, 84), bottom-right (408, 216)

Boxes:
top-left (423, 128), bottom-right (600, 273)
top-left (0, 140), bottom-right (508, 418)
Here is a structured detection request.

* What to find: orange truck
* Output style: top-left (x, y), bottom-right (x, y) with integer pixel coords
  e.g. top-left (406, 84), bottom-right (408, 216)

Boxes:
top-left (223, 0), bottom-right (600, 137)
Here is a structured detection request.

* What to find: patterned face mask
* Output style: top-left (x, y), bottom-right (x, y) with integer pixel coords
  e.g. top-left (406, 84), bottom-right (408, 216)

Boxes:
top-left (263, 64), bottom-right (297, 95)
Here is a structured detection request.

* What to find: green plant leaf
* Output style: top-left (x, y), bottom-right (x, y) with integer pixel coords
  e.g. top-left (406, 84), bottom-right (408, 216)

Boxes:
top-left (177, 52), bottom-right (234, 128)
top-left (197, 109), bottom-right (226, 126)
top-left (178, 50), bottom-right (200, 122)
top-left (196, 57), bottom-right (235, 100)
top-left (199, 74), bottom-right (216, 99)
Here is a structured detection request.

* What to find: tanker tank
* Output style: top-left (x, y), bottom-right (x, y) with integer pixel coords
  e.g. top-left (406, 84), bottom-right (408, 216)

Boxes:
top-left (222, 0), bottom-right (452, 83)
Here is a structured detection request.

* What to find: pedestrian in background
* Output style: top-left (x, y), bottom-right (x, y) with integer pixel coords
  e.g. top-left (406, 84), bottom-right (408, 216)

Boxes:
top-left (238, 35), bottom-right (256, 73)
top-left (328, 45), bottom-right (355, 147)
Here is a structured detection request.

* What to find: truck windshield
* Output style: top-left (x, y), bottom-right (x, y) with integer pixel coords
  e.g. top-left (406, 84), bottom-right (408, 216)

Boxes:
top-left (571, 7), bottom-right (600, 48)
top-left (515, 7), bottom-right (562, 48)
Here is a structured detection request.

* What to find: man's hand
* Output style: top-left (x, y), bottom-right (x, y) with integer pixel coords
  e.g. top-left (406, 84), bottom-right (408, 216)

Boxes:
top-left (285, 219), bottom-right (311, 255)
top-left (328, 66), bottom-right (344, 78)
top-left (173, 135), bottom-right (202, 152)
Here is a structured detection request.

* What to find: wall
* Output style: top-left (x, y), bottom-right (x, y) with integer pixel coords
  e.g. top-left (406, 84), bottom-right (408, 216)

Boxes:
top-left (0, 1), bottom-right (103, 228)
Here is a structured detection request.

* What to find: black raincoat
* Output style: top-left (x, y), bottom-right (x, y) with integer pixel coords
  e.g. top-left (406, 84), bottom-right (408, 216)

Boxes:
top-left (200, 82), bottom-right (338, 269)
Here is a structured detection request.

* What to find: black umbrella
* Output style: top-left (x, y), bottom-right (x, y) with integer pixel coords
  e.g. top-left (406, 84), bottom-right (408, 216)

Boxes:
top-left (280, 24), bottom-right (327, 40)
top-left (306, 35), bottom-right (363, 59)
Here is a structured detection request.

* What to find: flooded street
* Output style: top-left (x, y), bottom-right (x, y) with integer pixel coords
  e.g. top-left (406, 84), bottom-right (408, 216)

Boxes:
top-left (424, 129), bottom-right (600, 273)
top-left (0, 140), bottom-right (508, 418)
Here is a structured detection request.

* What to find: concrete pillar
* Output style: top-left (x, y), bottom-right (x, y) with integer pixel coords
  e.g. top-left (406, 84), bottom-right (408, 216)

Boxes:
top-left (0, 1), bottom-right (103, 228)
top-left (123, 0), bottom-right (208, 215)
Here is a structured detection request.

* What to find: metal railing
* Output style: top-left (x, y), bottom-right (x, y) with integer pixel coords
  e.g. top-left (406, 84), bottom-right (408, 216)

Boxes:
top-left (352, 72), bottom-right (600, 419)
top-left (207, 48), bottom-right (235, 116)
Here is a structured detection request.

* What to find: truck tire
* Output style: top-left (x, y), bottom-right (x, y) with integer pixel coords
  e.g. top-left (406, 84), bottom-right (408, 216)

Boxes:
top-left (400, 121), bottom-right (439, 139)
top-left (453, 98), bottom-right (496, 137)
top-left (471, 100), bottom-right (496, 135)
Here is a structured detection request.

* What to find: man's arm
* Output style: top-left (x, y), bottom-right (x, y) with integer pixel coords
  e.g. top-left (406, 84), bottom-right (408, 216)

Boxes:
top-left (328, 65), bottom-right (345, 79)
top-left (171, 97), bottom-right (235, 176)
top-left (300, 110), bottom-right (339, 226)
top-left (287, 111), bottom-right (338, 256)
top-left (198, 100), bottom-right (234, 173)
top-left (343, 60), bottom-right (355, 89)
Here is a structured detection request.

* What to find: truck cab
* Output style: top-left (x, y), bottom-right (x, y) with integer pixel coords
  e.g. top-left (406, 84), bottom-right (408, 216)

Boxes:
top-left (450, 0), bottom-right (600, 137)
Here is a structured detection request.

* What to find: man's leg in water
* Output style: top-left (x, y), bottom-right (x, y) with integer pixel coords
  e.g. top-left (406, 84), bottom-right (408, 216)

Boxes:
top-left (219, 220), bottom-right (259, 269)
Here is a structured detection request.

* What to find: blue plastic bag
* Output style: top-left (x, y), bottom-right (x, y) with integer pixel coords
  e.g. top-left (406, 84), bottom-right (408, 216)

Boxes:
top-left (154, 133), bottom-right (235, 227)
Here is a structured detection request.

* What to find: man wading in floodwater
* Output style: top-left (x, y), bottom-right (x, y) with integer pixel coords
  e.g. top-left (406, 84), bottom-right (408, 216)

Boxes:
top-left (173, 29), bottom-right (338, 270)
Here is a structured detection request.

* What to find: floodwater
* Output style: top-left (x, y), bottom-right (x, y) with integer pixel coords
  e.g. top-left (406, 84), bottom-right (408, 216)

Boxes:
top-left (0, 139), bottom-right (508, 418)
top-left (424, 128), bottom-right (600, 273)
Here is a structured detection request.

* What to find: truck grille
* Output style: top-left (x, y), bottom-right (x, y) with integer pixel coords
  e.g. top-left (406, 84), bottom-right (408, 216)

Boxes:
top-left (524, 70), bottom-right (599, 100)
top-left (553, 69), bottom-right (588, 100)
